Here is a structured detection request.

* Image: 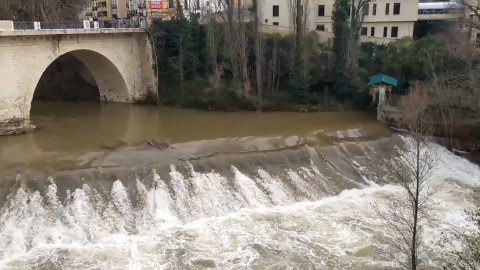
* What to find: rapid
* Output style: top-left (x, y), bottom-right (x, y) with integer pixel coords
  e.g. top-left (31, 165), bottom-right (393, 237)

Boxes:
top-left (0, 102), bottom-right (478, 269)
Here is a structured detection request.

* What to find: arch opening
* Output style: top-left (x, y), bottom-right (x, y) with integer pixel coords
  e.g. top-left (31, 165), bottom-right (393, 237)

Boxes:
top-left (34, 54), bottom-right (100, 101)
top-left (31, 50), bottom-right (130, 105)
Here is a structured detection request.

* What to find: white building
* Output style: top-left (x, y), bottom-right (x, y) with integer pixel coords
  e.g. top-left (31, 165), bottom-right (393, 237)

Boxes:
top-left (260, 0), bottom-right (421, 43)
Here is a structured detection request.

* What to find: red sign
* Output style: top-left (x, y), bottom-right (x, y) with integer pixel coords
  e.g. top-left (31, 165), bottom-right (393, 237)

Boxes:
top-left (149, 0), bottom-right (163, 9)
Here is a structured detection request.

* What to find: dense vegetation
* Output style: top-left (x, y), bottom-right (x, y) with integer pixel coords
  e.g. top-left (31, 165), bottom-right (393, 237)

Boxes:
top-left (146, 15), bottom-right (449, 111)
top-left (148, 17), bottom-right (332, 110)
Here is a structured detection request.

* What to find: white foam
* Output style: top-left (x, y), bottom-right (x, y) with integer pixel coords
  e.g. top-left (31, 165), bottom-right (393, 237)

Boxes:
top-left (0, 141), bottom-right (478, 269)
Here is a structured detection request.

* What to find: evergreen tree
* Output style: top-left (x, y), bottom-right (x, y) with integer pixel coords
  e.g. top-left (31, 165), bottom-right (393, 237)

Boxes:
top-left (332, 0), bottom-right (351, 97)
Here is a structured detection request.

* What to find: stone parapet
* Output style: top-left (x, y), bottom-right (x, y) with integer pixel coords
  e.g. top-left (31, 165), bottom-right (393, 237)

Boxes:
top-left (0, 21), bottom-right (14, 30)
top-left (0, 118), bottom-right (35, 136)
top-left (0, 28), bottom-right (144, 37)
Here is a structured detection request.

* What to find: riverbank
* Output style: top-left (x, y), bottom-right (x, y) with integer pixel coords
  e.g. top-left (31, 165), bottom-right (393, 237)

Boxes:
top-left (137, 79), bottom-right (371, 113)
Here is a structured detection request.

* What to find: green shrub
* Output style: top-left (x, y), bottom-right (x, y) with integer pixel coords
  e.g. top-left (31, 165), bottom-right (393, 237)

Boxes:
top-left (136, 89), bottom-right (158, 105)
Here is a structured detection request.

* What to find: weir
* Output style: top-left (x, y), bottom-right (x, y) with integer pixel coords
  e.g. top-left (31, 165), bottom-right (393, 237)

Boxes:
top-left (0, 134), bottom-right (479, 269)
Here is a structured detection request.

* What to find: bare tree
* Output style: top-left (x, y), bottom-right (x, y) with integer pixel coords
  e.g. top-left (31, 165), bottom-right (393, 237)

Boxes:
top-left (252, 0), bottom-right (263, 103)
top-left (425, 60), bottom-right (455, 150)
top-left (347, 0), bottom-right (375, 87)
top-left (287, 0), bottom-right (299, 35)
top-left (263, 37), bottom-right (281, 96)
top-left (0, 0), bottom-right (89, 21)
top-left (295, 0), bottom-right (303, 74)
top-left (0, 0), bottom-right (13, 20)
top-left (217, 0), bottom-right (251, 97)
top-left (205, 15), bottom-right (223, 90)
top-left (372, 82), bottom-right (436, 270)
top-left (437, 31), bottom-right (480, 114)
top-left (453, 0), bottom-right (480, 31)
top-left (288, 0), bottom-right (310, 78)
top-left (438, 202), bottom-right (480, 270)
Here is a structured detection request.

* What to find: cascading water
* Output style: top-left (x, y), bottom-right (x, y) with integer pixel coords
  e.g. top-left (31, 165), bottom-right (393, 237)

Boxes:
top-left (0, 136), bottom-right (478, 269)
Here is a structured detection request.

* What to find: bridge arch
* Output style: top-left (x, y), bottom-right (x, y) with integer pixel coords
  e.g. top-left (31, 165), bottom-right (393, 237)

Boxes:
top-left (28, 49), bottom-right (130, 105)
top-left (0, 30), bottom-right (154, 135)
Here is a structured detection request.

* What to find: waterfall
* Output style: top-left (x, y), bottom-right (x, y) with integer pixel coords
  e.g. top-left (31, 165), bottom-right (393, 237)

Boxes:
top-left (0, 136), bottom-right (478, 269)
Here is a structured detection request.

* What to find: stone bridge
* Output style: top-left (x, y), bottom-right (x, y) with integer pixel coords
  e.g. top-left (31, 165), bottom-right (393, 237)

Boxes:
top-left (0, 21), bottom-right (155, 135)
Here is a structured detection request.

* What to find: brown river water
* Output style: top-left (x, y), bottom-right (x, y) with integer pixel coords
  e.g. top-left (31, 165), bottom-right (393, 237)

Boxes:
top-left (0, 101), bottom-right (389, 174)
top-left (0, 101), bottom-right (478, 270)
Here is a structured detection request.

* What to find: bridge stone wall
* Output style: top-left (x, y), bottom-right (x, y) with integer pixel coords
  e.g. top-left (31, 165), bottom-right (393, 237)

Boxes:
top-left (0, 29), bottom-right (154, 135)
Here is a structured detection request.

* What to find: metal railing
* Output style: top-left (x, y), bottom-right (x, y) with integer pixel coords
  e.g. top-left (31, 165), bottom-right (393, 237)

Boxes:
top-left (12, 21), bottom-right (34, 30)
top-left (40, 21), bottom-right (84, 30)
top-left (10, 20), bottom-right (144, 30)
top-left (97, 20), bottom-right (142, 29)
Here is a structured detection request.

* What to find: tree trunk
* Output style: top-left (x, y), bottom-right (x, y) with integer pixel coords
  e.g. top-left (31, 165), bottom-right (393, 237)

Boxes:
top-left (440, 107), bottom-right (449, 149)
top-left (237, 0), bottom-right (250, 97)
top-left (295, 0), bottom-right (303, 73)
top-left (253, 0), bottom-right (262, 102)
top-left (179, 36), bottom-right (184, 97)
top-left (411, 140), bottom-right (421, 270)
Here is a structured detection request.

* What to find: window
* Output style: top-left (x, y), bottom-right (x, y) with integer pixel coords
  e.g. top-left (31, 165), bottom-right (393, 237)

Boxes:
top-left (383, 26), bottom-right (388, 37)
top-left (385, 3), bottom-right (390, 15)
top-left (169, 0), bottom-right (174, 8)
top-left (373, 4), bottom-right (377, 15)
top-left (361, 27), bottom-right (368, 36)
top-left (391, 26), bottom-right (398, 37)
top-left (363, 4), bottom-right (369, 15)
top-left (371, 27), bottom-right (375, 36)
top-left (318, 5), bottom-right (325, 16)
top-left (300, 5), bottom-right (304, 17)
top-left (393, 3), bottom-right (400, 15)
top-left (316, 24), bottom-right (325, 31)
top-left (273, 22), bottom-right (279, 26)
top-left (273, 5), bottom-right (279, 17)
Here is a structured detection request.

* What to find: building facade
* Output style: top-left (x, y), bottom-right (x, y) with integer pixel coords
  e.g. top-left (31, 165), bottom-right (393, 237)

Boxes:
top-left (113, 0), bottom-right (128, 19)
top-left (84, 0), bottom-right (128, 21)
top-left (260, 0), bottom-right (420, 43)
top-left (147, 0), bottom-right (177, 21)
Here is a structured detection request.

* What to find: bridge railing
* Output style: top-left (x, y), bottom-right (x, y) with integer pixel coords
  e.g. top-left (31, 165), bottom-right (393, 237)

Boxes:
top-left (96, 20), bottom-right (142, 29)
top-left (7, 20), bottom-right (144, 31)
top-left (12, 21), bottom-right (35, 30)
top-left (40, 21), bottom-right (85, 30)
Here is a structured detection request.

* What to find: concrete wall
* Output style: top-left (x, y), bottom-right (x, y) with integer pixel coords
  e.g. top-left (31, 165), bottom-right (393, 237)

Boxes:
top-left (0, 21), bottom-right (13, 30)
top-left (117, 0), bottom-right (128, 19)
top-left (0, 30), bottom-right (154, 135)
